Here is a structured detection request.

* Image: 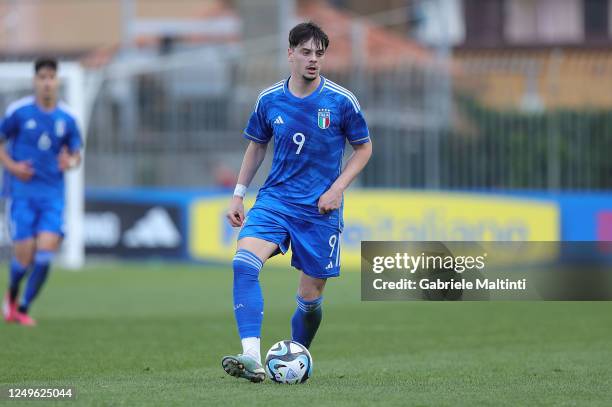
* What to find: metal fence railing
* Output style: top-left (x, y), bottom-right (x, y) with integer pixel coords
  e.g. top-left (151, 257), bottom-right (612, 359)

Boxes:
top-left (81, 47), bottom-right (612, 191)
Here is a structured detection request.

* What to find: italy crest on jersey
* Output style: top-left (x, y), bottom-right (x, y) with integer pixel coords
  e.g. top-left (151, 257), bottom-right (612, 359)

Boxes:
top-left (318, 108), bottom-right (330, 129)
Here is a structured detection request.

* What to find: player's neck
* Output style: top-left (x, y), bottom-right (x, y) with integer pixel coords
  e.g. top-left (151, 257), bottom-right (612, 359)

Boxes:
top-left (36, 96), bottom-right (57, 112)
top-left (288, 75), bottom-right (321, 98)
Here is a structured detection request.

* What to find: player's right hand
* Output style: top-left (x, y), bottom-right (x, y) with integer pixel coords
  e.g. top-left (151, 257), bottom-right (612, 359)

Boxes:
top-left (9, 160), bottom-right (34, 181)
top-left (227, 196), bottom-right (245, 227)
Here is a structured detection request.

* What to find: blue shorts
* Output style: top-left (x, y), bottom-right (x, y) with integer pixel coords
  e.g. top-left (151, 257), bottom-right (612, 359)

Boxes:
top-left (8, 197), bottom-right (65, 241)
top-left (238, 207), bottom-right (342, 279)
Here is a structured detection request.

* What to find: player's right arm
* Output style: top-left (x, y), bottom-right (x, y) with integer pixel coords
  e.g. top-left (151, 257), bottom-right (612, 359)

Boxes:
top-left (0, 112), bottom-right (34, 181)
top-left (227, 87), bottom-right (274, 227)
top-left (226, 141), bottom-right (268, 227)
top-left (0, 144), bottom-right (34, 181)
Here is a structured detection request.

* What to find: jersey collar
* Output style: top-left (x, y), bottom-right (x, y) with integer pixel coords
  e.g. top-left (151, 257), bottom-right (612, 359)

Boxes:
top-left (284, 75), bottom-right (326, 103)
top-left (34, 101), bottom-right (58, 115)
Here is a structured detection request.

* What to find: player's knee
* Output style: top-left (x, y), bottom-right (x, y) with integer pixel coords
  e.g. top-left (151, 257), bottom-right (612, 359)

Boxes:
top-left (13, 252), bottom-right (34, 268)
top-left (36, 233), bottom-right (62, 252)
top-left (298, 280), bottom-right (325, 300)
top-left (232, 249), bottom-right (263, 279)
top-left (13, 239), bottom-right (36, 266)
top-left (298, 279), bottom-right (326, 300)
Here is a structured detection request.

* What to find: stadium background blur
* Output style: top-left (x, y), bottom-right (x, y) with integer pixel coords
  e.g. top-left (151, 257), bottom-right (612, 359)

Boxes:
top-left (1, 1), bottom-right (611, 405)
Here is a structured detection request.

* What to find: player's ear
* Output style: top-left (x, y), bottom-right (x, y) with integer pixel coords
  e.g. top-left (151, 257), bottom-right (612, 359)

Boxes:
top-left (287, 47), bottom-right (294, 62)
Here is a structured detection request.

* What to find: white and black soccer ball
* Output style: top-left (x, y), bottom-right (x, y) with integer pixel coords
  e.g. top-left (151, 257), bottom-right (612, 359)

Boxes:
top-left (265, 340), bottom-right (313, 384)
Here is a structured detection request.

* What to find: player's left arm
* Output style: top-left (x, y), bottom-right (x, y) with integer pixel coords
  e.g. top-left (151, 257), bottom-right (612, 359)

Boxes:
top-left (317, 141), bottom-right (372, 214)
top-left (58, 116), bottom-right (83, 171)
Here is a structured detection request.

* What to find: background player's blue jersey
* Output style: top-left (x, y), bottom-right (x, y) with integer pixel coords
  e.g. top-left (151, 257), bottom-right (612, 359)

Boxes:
top-left (0, 96), bottom-right (82, 199)
top-left (244, 76), bottom-right (370, 230)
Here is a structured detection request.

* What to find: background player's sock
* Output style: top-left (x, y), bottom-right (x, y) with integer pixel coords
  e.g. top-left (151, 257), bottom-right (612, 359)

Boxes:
top-left (233, 249), bottom-right (264, 361)
top-left (291, 295), bottom-right (323, 349)
top-left (9, 258), bottom-right (29, 302)
top-left (19, 250), bottom-right (54, 313)
top-left (241, 337), bottom-right (261, 363)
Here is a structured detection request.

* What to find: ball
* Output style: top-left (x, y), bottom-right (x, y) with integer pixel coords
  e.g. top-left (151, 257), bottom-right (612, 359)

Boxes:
top-left (264, 340), bottom-right (313, 384)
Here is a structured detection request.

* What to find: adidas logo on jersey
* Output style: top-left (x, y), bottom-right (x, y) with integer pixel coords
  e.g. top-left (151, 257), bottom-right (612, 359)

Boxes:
top-left (325, 261), bottom-right (334, 270)
top-left (25, 119), bottom-right (37, 129)
top-left (274, 116), bottom-right (284, 124)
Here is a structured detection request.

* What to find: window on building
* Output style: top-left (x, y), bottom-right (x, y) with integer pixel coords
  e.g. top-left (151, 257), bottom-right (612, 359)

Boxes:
top-left (505, 0), bottom-right (583, 44)
top-left (584, 0), bottom-right (609, 40)
top-left (464, 0), bottom-right (504, 46)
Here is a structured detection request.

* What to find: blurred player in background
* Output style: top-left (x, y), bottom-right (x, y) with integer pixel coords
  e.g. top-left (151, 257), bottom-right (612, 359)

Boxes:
top-left (0, 58), bottom-right (82, 326)
top-left (222, 22), bottom-right (372, 382)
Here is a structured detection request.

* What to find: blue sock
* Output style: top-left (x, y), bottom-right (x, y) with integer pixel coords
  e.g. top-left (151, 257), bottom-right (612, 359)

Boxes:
top-left (20, 251), bottom-right (54, 313)
top-left (232, 249), bottom-right (264, 339)
top-left (9, 258), bottom-right (29, 301)
top-left (291, 295), bottom-right (323, 349)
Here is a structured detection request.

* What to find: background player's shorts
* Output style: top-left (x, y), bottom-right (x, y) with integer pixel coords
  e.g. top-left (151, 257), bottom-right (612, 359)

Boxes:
top-left (238, 207), bottom-right (342, 279)
top-left (8, 197), bottom-right (65, 241)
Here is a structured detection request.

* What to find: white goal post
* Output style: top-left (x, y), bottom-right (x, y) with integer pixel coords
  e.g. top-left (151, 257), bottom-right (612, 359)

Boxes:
top-left (0, 62), bottom-right (86, 269)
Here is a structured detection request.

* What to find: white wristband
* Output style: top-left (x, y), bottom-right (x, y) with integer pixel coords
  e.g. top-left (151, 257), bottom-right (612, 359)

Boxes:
top-left (233, 184), bottom-right (247, 198)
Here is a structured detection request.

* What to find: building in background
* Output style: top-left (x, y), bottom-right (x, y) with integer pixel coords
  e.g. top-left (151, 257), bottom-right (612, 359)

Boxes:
top-left (455, 0), bottom-right (612, 110)
top-left (2, 0), bottom-right (438, 189)
top-left (1, 0), bottom-right (611, 191)
top-left (0, 0), bottom-right (234, 59)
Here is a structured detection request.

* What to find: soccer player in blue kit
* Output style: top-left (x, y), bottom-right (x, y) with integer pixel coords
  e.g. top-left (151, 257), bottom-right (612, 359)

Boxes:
top-left (222, 22), bottom-right (372, 382)
top-left (1, 58), bottom-right (82, 326)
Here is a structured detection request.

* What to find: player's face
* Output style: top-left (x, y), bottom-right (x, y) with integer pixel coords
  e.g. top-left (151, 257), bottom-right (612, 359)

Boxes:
top-left (288, 38), bottom-right (326, 82)
top-left (34, 67), bottom-right (59, 102)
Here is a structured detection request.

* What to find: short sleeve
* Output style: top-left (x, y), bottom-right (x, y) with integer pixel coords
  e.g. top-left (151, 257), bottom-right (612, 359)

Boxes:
top-left (342, 98), bottom-right (370, 145)
top-left (243, 101), bottom-right (272, 144)
top-left (66, 117), bottom-right (83, 152)
top-left (0, 110), bottom-right (19, 141)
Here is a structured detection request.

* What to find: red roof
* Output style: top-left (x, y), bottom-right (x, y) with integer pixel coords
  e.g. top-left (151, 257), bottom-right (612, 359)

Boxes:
top-left (299, 1), bottom-right (433, 70)
top-left (82, 0), bottom-right (434, 70)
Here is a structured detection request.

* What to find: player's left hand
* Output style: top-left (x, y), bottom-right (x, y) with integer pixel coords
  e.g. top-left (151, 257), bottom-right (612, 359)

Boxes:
top-left (317, 187), bottom-right (343, 214)
top-left (58, 147), bottom-right (78, 171)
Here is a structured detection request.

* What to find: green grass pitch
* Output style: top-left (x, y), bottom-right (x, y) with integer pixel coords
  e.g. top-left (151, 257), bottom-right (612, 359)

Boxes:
top-left (1, 263), bottom-right (611, 406)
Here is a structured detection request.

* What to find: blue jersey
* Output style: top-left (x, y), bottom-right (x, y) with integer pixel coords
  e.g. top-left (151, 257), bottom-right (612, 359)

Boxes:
top-left (244, 76), bottom-right (370, 230)
top-left (0, 96), bottom-right (82, 199)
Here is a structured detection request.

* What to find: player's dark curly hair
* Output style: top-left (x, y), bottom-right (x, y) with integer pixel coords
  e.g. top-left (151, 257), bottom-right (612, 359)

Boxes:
top-left (34, 57), bottom-right (58, 73)
top-left (289, 22), bottom-right (329, 51)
